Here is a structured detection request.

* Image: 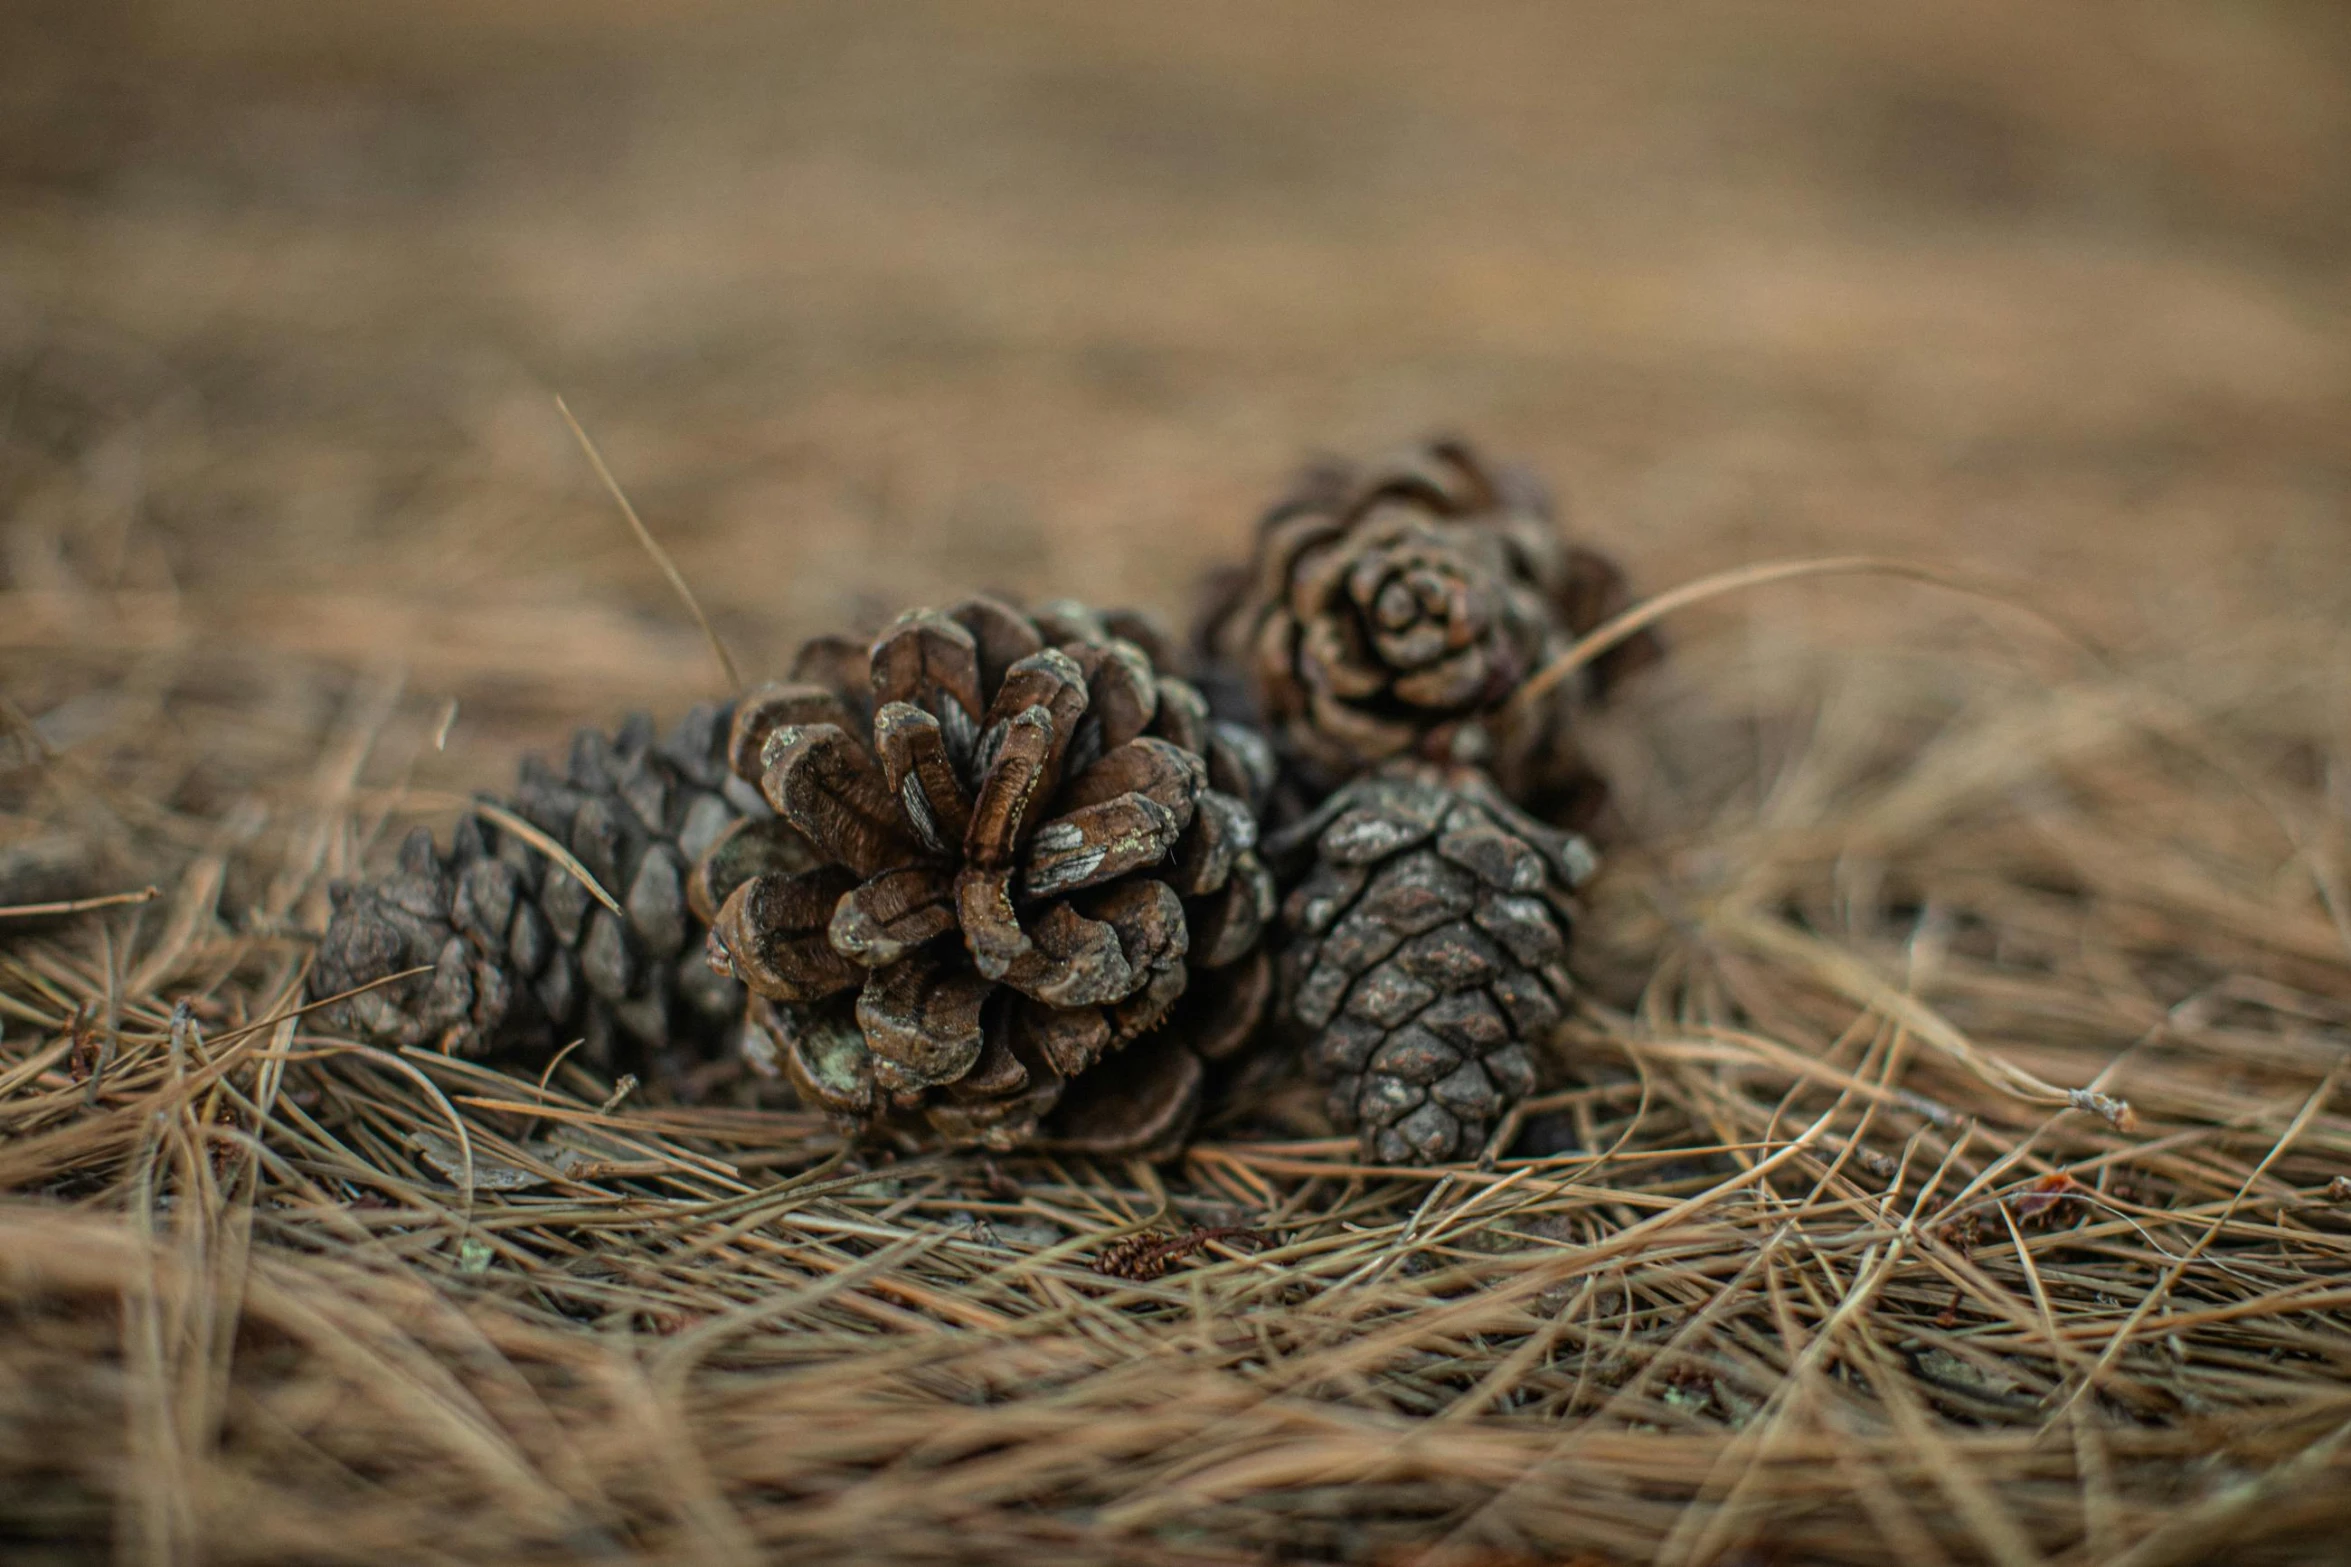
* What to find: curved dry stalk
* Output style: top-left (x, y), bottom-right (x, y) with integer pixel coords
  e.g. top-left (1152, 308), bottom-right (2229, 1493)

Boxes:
top-left (1506, 553), bottom-right (2108, 724)
top-left (555, 394), bottom-right (744, 697)
top-left (0, 884), bottom-right (161, 920)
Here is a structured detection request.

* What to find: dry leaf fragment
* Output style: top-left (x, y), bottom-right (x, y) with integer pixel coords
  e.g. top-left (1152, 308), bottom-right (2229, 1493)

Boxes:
top-left (2009, 1172), bottom-right (2087, 1225)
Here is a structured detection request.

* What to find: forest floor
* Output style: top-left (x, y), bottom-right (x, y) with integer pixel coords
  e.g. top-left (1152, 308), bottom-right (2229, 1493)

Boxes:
top-left (3, 3), bottom-right (2349, 1562)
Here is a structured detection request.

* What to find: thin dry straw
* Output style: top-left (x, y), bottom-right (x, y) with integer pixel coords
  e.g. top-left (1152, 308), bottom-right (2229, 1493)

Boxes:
top-left (554, 394), bottom-right (744, 696)
top-left (0, 885), bottom-right (161, 920)
top-left (1505, 554), bottom-right (2109, 724)
top-left (465, 799), bottom-right (625, 918)
top-left (372, 787), bottom-right (624, 918)
top-left (8, 562), bottom-right (2351, 1564)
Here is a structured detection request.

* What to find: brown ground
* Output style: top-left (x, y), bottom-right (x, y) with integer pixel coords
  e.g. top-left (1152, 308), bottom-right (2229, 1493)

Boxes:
top-left (4, 3), bottom-right (2351, 1564)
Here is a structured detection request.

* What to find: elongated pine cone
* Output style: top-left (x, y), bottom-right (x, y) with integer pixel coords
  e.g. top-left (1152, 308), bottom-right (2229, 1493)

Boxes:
top-left (1270, 763), bottom-right (1593, 1165)
top-left (1198, 437), bottom-right (1660, 824)
top-left (309, 705), bottom-right (753, 1067)
top-left (703, 598), bottom-right (1279, 1156)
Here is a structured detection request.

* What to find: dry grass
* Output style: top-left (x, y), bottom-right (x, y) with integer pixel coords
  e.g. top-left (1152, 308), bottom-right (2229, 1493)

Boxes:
top-left (5, 592), bottom-right (2351, 1566)
top-left (5, 3), bottom-right (2351, 1561)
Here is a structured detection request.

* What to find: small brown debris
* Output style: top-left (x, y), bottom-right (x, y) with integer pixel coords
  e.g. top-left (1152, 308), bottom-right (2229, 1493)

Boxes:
top-left (1854, 1145), bottom-right (1900, 1179)
top-left (65, 1001), bottom-right (102, 1085)
top-left (2010, 1172), bottom-right (2087, 1225)
top-left (1933, 1212), bottom-right (1985, 1252)
top-left (2067, 1086), bottom-right (2138, 1132)
top-left (1093, 1224), bottom-right (1272, 1282)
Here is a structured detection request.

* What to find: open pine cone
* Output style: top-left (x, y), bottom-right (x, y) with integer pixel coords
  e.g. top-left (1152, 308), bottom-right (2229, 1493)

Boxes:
top-left (701, 598), bottom-right (1279, 1156)
top-left (1269, 762), bottom-right (1592, 1165)
top-left (1197, 437), bottom-right (1659, 825)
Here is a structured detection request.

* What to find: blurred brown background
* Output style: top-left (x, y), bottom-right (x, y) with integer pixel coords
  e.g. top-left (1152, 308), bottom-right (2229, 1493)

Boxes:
top-left (4, 0), bottom-right (2348, 783)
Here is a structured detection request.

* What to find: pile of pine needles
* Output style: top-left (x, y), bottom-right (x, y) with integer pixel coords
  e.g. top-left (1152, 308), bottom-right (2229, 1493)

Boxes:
top-left (5, 594), bottom-right (2351, 1567)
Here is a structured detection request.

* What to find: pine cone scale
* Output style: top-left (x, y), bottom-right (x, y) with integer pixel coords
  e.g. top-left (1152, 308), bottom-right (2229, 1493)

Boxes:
top-left (1041, 1040), bottom-right (1202, 1158)
top-left (828, 863), bottom-right (957, 967)
top-left (1024, 996), bottom-right (1109, 1078)
top-left (761, 723), bottom-right (923, 877)
top-left (954, 866), bottom-right (1030, 979)
top-left (710, 866), bottom-right (859, 1000)
top-left (759, 995), bottom-right (873, 1114)
top-left (687, 816), bottom-right (814, 924)
top-left (1187, 862), bottom-right (1273, 968)
top-left (624, 845), bottom-right (690, 958)
top-left (967, 704), bottom-right (1059, 863)
top-left (872, 703), bottom-right (972, 850)
top-left (856, 954), bottom-right (988, 1090)
top-left (1023, 795), bottom-right (1182, 899)
top-left (581, 911), bottom-right (639, 1001)
top-left (1184, 947), bottom-right (1273, 1062)
top-left (872, 611), bottom-right (985, 721)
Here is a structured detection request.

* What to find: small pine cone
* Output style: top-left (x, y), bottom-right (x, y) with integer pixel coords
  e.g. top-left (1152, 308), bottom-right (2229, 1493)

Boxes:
top-left (1269, 762), bottom-right (1594, 1165)
top-left (1197, 437), bottom-right (1660, 824)
top-left (703, 597), bottom-right (1279, 1157)
top-left (309, 704), bottom-right (754, 1068)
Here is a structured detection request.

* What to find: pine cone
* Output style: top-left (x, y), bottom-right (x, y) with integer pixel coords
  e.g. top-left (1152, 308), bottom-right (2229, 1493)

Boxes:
top-left (1197, 437), bottom-right (1660, 825)
top-left (703, 598), bottom-right (1279, 1156)
top-left (309, 704), bottom-right (754, 1069)
top-left (1269, 763), bottom-right (1593, 1165)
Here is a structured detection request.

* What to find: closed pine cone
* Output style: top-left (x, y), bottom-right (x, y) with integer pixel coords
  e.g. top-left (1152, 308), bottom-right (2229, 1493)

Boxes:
top-left (702, 598), bottom-right (1278, 1156)
top-left (1270, 762), bottom-right (1592, 1165)
top-left (309, 705), bottom-right (752, 1069)
top-left (1197, 437), bottom-right (1659, 826)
